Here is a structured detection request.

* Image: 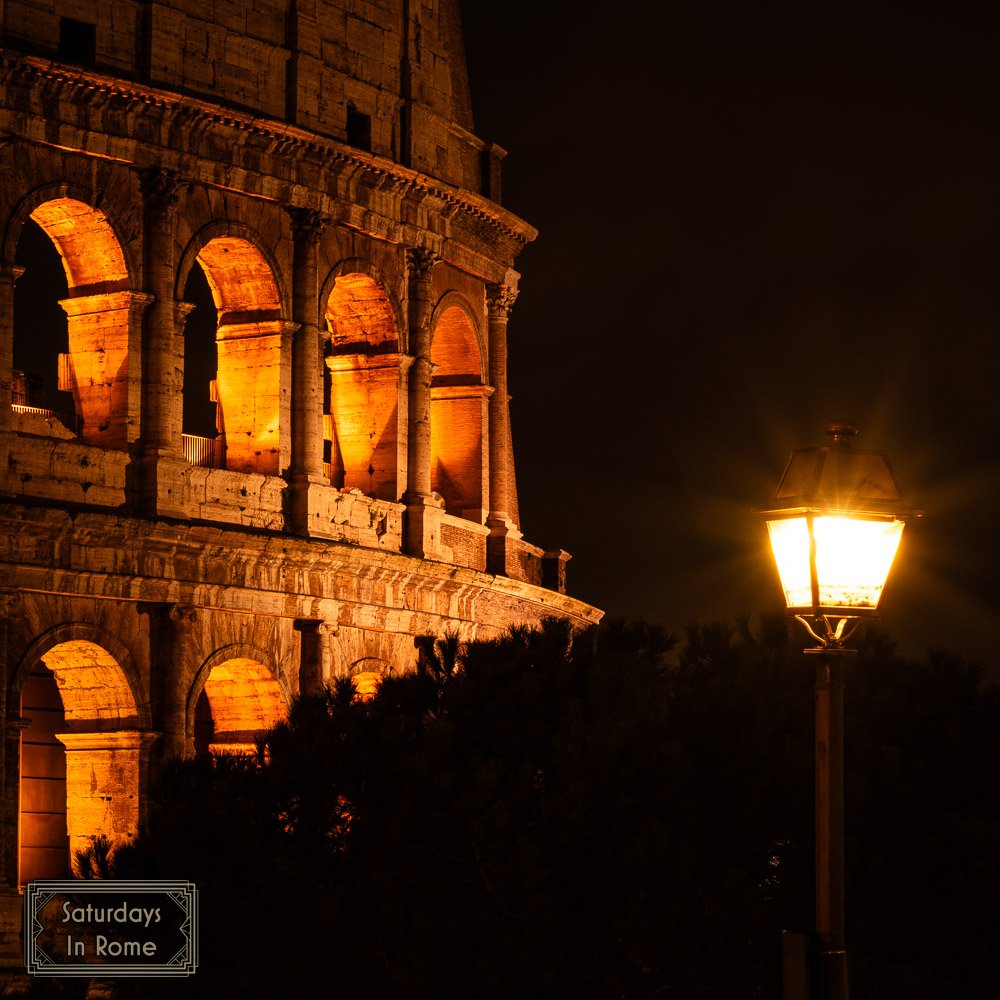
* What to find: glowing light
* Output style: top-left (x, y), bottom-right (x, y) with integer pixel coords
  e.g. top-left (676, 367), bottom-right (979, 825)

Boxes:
top-left (767, 517), bottom-right (811, 608)
top-left (767, 515), bottom-right (904, 611)
top-left (325, 273), bottom-right (402, 499)
top-left (352, 671), bottom-right (380, 700)
top-left (762, 424), bottom-right (917, 619)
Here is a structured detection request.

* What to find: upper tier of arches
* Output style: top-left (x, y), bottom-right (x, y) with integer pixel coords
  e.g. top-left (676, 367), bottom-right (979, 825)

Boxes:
top-left (5, 184), bottom-right (494, 526)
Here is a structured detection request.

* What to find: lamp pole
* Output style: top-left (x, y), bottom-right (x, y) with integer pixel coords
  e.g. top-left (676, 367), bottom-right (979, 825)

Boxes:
top-left (762, 423), bottom-right (918, 1000)
top-left (808, 628), bottom-right (851, 999)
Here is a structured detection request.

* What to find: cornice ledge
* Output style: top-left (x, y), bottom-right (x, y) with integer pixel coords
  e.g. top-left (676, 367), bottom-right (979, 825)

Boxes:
top-left (2, 52), bottom-right (538, 248)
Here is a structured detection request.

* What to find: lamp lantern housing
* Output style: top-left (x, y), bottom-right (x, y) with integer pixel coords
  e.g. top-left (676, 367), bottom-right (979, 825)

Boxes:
top-left (761, 422), bottom-right (918, 623)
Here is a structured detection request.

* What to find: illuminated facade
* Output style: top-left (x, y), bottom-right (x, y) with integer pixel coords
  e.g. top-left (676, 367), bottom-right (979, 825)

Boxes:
top-left (0, 0), bottom-right (599, 962)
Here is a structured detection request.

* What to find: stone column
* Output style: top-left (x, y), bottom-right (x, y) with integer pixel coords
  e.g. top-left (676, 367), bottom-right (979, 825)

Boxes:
top-left (139, 168), bottom-right (184, 459)
top-left (294, 619), bottom-right (335, 698)
top-left (2, 719), bottom-right (29, 889)
top-left (55, 731), bottom-right (160, 861)
top-left (405, 248), bottom-right (437, 499)
top-left (0, 265), bottom-right (23, 437)
top-left (485, 283), bottom-right (523, 575)
top-left (485, 283), bottom-right (518, 526)
top-left (403, 248), bottom-right (442, 557)
top-left (287, 208), bottom-right (328, 534)
top-left (0, 590), bottom-right (19, 887)
top-left (145, 603), bottom-right (196, 761)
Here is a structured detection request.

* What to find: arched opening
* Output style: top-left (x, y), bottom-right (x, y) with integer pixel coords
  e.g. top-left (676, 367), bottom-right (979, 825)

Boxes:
top-left (430, 303), bottom-right (487, 520)
top-left (180, 262), bottom-right (223, 466)
top-left (18, 637), bottom-right (148, 881)
top-left (348, 657), bottom-right (392, 701)
top-left (183, 236), bottom-right (287, 475)
top-left (194, 657), bottom-right (286, 755)
top-left (324, 271), bottom-right (402, 500)
top-left (12, 198), bottom-right (134, 449)
top-left (12, 219), bottom-right (73, 434)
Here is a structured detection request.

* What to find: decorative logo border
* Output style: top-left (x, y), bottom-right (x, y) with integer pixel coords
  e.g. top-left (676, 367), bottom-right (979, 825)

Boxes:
top-left (23, 881), bottom-right (198, 977)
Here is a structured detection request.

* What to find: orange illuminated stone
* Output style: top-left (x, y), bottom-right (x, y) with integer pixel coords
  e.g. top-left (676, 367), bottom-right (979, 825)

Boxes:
top-left (430, 305), bottom-right (487, 519)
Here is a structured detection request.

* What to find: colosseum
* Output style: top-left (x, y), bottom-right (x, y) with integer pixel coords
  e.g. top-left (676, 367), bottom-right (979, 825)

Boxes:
top-left (0, 0), bottom-right (600, 960)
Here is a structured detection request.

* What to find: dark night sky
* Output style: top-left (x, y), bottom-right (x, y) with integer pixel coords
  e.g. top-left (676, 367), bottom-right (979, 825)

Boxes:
top-left (460, 3), bottom-right (1000, 669)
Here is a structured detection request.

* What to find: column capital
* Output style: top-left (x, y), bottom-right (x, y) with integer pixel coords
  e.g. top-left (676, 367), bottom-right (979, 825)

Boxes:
top-left (406, 247), bottom-right (439, 281)
top-left (293, 618), bottom-right (337, 636)
top-left (138, 601), bottom-right (197, 626)
top-left (168, 603), bottom-right (197, 626)
top-left (139, 168), bottom-right (185, 216)
top-left (3, 717), bottom-right (31, 738)
top-left (288, 207), bottom-right (329, 246)
top-left (174, 300), bottom-right (197, 323)
top-left (486, 282), bottom-right (518, 320)
top-left (0, 263), bottom-right (24, 285)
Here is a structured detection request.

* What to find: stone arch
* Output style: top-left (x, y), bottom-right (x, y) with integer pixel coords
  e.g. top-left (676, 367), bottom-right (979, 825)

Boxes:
top-left (5, 185), bottom-right (143, 449)
top-left (347, 656), bottom-right (393, 700)
top-left (177, 223), bottom-right (292, 474)
top-left (428, 293), bottom-right (488, 520)
top-left (322, 260), bottom-right (405, 500)
top-left (13, 622), bottom-right (150, 729)
top-left (189, 644), bottom-right (289, 755)
top-left (14, 623), bottom-right (154, 882)
top-left (429, 292), bottom-right (486, 380)
top-left (175, 220), bottom-right (289, 313)
top-left (319, 258), bottom-right (405, 349)
top-left (2, 182), bottom-right (139, 283)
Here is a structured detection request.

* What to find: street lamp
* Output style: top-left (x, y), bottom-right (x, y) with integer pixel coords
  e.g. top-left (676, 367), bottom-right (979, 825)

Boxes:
top-left (761, 422), bottom-right (918, 1000)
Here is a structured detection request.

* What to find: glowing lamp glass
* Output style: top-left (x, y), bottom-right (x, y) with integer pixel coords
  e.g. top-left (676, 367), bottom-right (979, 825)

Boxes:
top-left (767, 515), bottom-right (904, 612)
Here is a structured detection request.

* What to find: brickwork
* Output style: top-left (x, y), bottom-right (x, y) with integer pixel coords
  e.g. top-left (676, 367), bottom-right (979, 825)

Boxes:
top-left (0, 1), bottom-right (601, 960)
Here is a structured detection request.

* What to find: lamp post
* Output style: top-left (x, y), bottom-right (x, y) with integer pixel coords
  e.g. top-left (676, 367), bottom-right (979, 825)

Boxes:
top-left (761, 422), bottom-right (917, 1000)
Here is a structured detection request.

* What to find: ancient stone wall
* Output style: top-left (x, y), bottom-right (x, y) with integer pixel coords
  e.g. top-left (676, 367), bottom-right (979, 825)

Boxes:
top-left (0, 2), bottom-right (599, 954)
top-left (1, 0), bottom-right (485, 190)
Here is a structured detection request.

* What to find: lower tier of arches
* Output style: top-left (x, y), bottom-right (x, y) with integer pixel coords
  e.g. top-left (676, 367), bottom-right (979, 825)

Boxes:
top-left (0, 503), bottom-right (600, 888)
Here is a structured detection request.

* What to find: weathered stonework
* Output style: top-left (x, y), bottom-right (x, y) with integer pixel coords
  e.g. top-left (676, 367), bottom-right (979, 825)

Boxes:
top-left (0, 0), bottom-right (600, 967)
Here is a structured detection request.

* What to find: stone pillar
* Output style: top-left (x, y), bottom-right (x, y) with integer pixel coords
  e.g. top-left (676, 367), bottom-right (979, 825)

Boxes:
top-left (0, 265), bottom-right (23, 437)
top-left (55, 731), bottom-right (160, 862)
top-left (145, 603), bottom-right (196, 761)
top-left (403, 247), bottom-right (442, 557)
top-left (215, 318), bottom-right (298, 475)
top-left (58, 290), bottom-right (152, 450)
top-left (485, 283), bottom-right (518, 525)
top-left (485, 283), bottom-right (523, 575)
top-left (294, 619), bottom-right (334, 697)
top-left (0, 590), bottom-right (15, 887)
top-left (405, 248), bottom-right (437, 499)
top-left (2, 719), bottom-right (29, 889)
top-left (542, 549), bottom-right (572, 594)
top-left (287, 208), bottom-right (328, 534)
top-left (0, 717), bottom-right (27, 965)
top-left (139, 168), bottom-right (184, 459)
top-left (481, 141), bottom-right (506, 202)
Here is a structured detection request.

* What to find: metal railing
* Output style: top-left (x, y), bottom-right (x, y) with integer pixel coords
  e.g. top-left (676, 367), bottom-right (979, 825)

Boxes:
top-left (182, 433), bottom-right (226, 469)
top-left (11, 403), bottom-right (81, 435)
top-left (11, 411), bottom-right (225, 468)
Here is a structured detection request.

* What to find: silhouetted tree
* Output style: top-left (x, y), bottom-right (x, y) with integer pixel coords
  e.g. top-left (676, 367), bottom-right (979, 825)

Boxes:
top-left (69, 617), bottom-right (998, 999)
